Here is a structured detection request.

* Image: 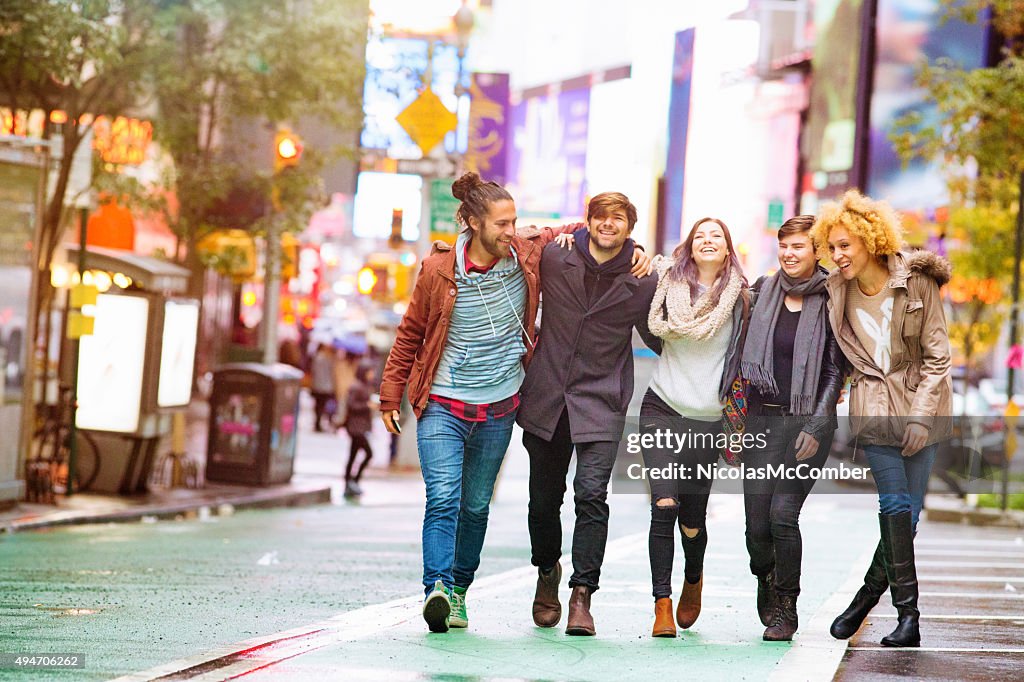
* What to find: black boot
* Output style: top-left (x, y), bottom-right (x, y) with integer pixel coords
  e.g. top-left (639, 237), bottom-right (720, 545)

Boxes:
top-left (830, 532), bottom-right (888, 639)
top-left (880, 511), bottom-right (921, 647)
top-left (756, 572), bottom-right (777, 627)
top-left (763, 594), bottom-right (798, 641)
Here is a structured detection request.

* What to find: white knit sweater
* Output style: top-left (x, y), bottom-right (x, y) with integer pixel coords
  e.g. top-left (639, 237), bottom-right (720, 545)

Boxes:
top-left (648, 316), bottom-right (733, 421)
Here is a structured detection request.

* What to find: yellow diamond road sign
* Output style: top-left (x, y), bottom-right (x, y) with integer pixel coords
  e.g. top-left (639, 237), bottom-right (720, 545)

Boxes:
top-left (396, 88), bottom-right (458, 156)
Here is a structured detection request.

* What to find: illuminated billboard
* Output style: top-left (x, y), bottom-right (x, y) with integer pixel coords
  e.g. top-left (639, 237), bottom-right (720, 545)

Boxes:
top-left (158, 300), bottom-right (200, 408)
top-left (361, 36), bottom-right (470, 159)
top-left (76, 294), bottom-right (150, 433)
top-left (800, 0), bottom-right (865, 211)
top-left (506, 86), bottom-right (590, 219)
top-left (865, 0), bottom-right (988, 211)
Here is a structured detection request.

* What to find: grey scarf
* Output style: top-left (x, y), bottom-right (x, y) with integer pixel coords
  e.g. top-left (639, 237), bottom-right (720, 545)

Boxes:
top-left (740, 267), bottom-right (828, 416)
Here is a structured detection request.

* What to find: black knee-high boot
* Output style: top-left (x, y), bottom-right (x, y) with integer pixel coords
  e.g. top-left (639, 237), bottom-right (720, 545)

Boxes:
top-left (880, 511), bottom-right (920, 647)
top-left (830, 531), bottom-right (888, 639)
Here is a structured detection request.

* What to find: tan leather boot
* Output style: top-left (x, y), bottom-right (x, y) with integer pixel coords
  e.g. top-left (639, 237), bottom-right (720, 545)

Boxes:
top-left (676, 575), bottom-right (703, 629)
top-left (652, 598), bottom-right (677, 637)
top-left (532, 563), bottom-right (562, 627)
top-left (565, 585), bottom-right (596, 636)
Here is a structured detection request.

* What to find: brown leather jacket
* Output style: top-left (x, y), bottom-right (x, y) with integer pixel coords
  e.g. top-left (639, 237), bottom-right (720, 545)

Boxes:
top-left (379, 225), bottom-right (573, 417)
top-left (825, 250), bottom-right (953, 446)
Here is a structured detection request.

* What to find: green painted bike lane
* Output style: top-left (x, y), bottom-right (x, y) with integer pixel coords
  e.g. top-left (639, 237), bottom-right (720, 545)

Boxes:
top-left (0, 464), bottom-right (881, 681)
top-left (0, 480), bottom-right (462, 681)
top-left (236, 493), bottom-right (880, 682)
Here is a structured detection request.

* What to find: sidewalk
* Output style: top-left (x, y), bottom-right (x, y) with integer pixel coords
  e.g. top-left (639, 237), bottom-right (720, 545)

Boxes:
top-left (0, 392), bottom-right (403, 533)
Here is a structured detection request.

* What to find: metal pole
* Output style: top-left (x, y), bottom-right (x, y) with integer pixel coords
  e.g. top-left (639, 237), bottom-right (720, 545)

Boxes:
top-left (68, 207), bottom-right (88, 496)
top-left (262, 218), bottom-right (281, 365)
top-left (1003, 169), bottom-right (1024, 512)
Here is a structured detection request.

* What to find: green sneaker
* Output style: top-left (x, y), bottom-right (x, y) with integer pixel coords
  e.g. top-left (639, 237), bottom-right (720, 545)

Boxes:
top-left (422, 580), bottom-right (451, 633)
top-left (449, 586), bottom-right (468, 628)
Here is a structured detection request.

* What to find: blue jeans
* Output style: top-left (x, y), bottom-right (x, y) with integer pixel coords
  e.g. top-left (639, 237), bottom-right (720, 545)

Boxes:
top-left (417, 399), bottom-right (515, 595)
top-left (863, 443), bottom-right (938, 531)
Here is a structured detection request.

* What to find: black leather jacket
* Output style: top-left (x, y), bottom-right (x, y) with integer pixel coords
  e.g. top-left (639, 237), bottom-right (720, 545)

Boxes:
top-left (749, 273), bottom-right (848, 441)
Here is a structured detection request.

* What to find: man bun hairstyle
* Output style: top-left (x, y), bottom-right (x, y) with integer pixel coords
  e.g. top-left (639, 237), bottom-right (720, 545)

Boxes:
top-left (452, 172), bottom-right (513, 230)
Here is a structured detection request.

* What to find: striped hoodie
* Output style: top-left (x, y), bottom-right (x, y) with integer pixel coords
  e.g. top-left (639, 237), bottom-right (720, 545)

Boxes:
top-left (429, 230), bottom-right (530, 404)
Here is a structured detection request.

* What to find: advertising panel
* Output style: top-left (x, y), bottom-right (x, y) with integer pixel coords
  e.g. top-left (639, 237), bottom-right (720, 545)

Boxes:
top-left (866, 0), bottom-right (988, 211)
top-left (157, 299), bottom-right (200, 408)
top-left (506, 86), bottom-right (590, 219)
top-left (800, 0), bottom-right (865, 211)
top-left (464, 72), bottom-right (510, 185)
top-left (663, 29), bottom-right (696, 247)
top-left (0, 162), bottom-right (40, 403)
top-left (76, 294), bottom-right (149, 433)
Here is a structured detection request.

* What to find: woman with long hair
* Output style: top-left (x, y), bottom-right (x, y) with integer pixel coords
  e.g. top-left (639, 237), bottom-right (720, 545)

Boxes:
top-left (740, 215), bottom-right (846, 641)
top-left (642, 217), bottom-right (749, 638)
top-left (810, 190), bottom-right (952, 648)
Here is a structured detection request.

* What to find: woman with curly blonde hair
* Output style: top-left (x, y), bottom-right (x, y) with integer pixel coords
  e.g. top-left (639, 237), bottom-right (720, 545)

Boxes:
top-left (810, 190), bottom-right (952, 648)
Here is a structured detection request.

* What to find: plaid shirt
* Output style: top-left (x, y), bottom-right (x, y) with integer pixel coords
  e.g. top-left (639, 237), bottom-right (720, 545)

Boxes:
top-left (429, 393), bottom-right (520, 422)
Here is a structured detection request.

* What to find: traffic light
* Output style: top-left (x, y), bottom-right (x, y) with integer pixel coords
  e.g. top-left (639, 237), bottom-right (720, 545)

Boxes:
top-left (388, 208), bottom-right (404, 249)
top-left (357, 262), bottom-right (390, 301)
top-left (274, 127), bottom-right (303, 172)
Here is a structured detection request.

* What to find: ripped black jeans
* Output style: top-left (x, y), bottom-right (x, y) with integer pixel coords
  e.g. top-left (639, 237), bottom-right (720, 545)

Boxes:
top-left (639, 389), bottom-right (721, 600)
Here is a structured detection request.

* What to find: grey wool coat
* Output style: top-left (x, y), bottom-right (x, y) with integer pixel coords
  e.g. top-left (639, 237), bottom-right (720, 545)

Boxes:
top-left (516, 241), bottom-right (660, 443)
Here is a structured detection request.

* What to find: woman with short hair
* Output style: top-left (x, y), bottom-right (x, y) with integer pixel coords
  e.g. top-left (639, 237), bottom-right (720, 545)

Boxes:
top-left (740, 214), bottom-right (846, 641)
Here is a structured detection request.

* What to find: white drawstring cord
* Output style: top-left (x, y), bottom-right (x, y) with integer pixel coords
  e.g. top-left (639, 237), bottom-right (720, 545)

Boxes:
top-left (499, 277), bottom-right (534, 349)
top-left (472, 279), bottom-right (499, 338)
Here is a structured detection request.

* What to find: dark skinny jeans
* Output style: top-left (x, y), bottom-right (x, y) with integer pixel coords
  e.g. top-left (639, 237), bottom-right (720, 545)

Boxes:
top-left (525, 408), bottom-right (619, 592)
top-left (742, 411), bottom-right (832, 597)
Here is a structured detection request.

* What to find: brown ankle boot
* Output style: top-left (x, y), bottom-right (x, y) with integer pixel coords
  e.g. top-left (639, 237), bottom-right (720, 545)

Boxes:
top-left (532, 563), bottom-right (562, 627)
top-left (676, 575), bottom-right (703, 629)
top-left (652, 598), bottom-right (677, 637)
top-left (565, 586), bottom-right (595, 636)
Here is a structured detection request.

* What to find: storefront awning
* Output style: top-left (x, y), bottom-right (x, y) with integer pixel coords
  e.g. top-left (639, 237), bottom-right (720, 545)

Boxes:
top-left (64, 245), bottom-right (191, 294)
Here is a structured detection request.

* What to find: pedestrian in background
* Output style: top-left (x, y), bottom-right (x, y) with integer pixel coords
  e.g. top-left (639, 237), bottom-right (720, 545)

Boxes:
top-left (378, 172), bottom-right (575, 634)
top-left (640, 217), bottom-right (749, 639)
top-left (811, 190), bottom-right (952, 648)
top-left (334, 350), bottom-right (361, 426)
top-left (310, 343), bottom-right (337, 432)
top-left (342, 363), bottom-right (375, 498)
top-left (740, 215), bottom-right (845, 641)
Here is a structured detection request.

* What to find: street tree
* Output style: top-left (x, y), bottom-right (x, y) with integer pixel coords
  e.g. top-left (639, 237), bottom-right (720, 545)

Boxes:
top-left (1, 0), bottom-right (366, 373)
top-left (891, 0), bottom-right (1024, 383)
top-left (0, 0), bottom-right (157, 316)
top-left (138, 0), bottom-right (366, 280)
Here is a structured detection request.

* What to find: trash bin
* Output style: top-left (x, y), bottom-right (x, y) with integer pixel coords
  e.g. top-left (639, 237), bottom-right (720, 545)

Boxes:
top-left (206, 363), bottom-right (303, 486)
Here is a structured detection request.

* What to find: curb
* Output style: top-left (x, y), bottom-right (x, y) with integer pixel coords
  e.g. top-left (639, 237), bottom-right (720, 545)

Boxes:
top-left (925, 503), bottom-right (1024, 528)
top-left (1, 484), bottom-right (333, 534)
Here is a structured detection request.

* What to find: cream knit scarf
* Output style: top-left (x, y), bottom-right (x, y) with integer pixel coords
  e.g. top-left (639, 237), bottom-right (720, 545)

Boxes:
top-left (648, 255), bottom-right (743, 340)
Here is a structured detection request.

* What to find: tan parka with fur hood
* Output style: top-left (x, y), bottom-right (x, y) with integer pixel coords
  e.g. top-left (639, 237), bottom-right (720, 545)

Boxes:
top-left (825, 250), bottom-right (953, 447)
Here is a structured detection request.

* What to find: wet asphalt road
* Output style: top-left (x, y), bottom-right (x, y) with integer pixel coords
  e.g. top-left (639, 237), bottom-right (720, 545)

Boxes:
top-left (836, 523), bottom-right (1024, 682)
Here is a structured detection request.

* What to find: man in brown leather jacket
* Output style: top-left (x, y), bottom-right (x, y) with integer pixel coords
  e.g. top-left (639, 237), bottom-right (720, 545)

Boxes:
top-left (378, 174), bottom-right (649, 634)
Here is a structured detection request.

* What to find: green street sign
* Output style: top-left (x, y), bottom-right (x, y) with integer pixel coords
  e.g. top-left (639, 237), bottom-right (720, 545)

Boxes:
top-left (430, 178), bottom-right (461, 243)
top-left (767, 199), bottom-right (785, 230)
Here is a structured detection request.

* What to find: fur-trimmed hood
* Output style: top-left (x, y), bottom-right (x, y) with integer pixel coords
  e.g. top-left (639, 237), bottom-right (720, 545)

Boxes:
top-left (900, 250), bottom-right (952, 287)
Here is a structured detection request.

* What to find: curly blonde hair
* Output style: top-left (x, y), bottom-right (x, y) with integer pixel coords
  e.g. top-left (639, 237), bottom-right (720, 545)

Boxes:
top-left (809, 189), bottom-right (904, 261)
